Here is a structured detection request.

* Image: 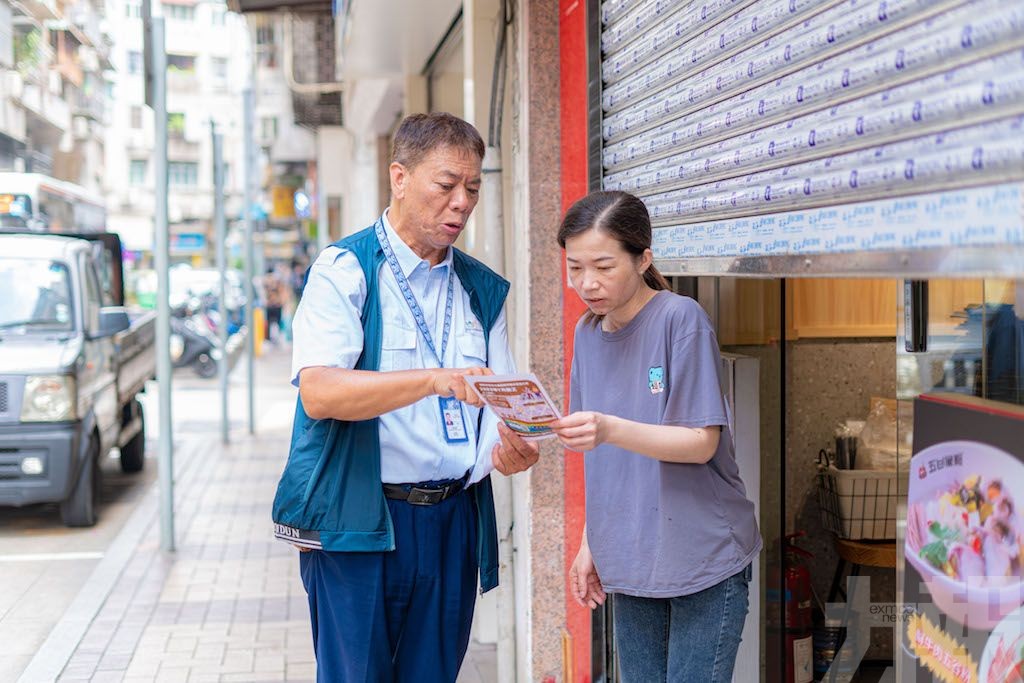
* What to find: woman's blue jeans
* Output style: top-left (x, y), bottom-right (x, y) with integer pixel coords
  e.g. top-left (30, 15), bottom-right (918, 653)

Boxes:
top-left (612, 563), bottom-right (752, 683)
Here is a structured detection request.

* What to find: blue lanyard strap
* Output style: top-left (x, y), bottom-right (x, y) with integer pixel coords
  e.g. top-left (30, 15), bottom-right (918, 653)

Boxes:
top-left (375, 219), bottom-right (455, 368)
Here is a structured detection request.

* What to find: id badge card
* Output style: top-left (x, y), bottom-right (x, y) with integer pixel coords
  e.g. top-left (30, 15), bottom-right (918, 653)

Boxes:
top-left (439, 396), bottom-right (469, 443)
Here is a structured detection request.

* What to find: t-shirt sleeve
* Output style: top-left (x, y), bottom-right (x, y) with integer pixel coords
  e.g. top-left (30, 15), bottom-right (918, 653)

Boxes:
top-left (290, 247), bottom-right (366, 387)
top-left (569, 323), bottom-right (584, 414)
top-left (662, 328), bottom-right (728, 428)
top-left (569, 353), bottom-right (581, 414)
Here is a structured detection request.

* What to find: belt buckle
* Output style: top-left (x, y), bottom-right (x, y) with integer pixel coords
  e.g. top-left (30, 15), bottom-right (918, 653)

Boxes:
top-left (407, 486), bottom-right (446, 506)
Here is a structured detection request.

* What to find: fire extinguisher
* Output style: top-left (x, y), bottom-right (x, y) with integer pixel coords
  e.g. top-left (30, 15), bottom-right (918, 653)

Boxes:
top-left (767, 532), bottom-right (815, 683)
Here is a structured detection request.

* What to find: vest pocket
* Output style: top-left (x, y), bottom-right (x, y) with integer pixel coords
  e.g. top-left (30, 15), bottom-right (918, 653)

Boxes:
top-left (301, 420), bottom-right (338, 507)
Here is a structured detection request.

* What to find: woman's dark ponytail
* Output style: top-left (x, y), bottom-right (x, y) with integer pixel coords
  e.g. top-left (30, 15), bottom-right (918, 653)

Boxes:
top-left (643, 264), bottom-right (670, 291)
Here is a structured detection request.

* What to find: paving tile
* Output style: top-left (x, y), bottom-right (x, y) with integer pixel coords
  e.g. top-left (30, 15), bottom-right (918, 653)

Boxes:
top-left (253, 654), bottom-right (286, 674)
top-left (285, 661), bottom-right (317, 681)
top-left (191, 642), bottom-right (225, 663)
top-left (58, 664), bottom-right (97, 681)
top-left (165, 636), bottom-right (199, 654)
top-left (97, 653), bottom-right (134, 671)
top-left (153, 666), bottom-right (191, 682)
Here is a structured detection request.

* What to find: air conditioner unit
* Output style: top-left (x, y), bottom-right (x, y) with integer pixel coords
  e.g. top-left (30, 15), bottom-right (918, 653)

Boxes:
top-left (5, 71), bottom-right (23, 99)
top-left (73, 116), bottom-right (89, 138)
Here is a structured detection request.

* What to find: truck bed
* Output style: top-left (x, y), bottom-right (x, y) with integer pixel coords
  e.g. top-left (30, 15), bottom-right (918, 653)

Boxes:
top-left (114, 310), bottom-right (156, 406)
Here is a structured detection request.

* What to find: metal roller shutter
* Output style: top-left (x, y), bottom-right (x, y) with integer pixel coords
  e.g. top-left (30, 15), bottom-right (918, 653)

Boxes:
top-left (598, 0), bottom-right (1024, 268)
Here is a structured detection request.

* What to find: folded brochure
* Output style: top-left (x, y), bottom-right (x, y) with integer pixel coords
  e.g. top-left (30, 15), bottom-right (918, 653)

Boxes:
top-left (463, 373), bottom-right (562, 440)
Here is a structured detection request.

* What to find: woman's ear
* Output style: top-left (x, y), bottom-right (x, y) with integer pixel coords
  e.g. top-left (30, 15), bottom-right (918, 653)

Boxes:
top-left (638, 248), bottom-right (654, 275)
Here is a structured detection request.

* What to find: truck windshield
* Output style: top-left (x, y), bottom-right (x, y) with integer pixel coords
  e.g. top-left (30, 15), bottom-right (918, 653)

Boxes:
top-left (0, 258), bottom-right (74, 333)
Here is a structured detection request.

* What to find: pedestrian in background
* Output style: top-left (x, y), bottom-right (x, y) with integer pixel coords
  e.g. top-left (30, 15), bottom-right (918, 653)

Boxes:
top-left (262, 266), bottom-right (285, 343)
top-left (272, 112), bottom-right (540, 682)
top-left (551, 190), bottom-right (762, 683)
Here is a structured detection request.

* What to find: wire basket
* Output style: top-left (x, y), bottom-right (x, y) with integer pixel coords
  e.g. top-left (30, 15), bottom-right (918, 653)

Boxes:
top-left (816, 466), bottom-right (902, 540)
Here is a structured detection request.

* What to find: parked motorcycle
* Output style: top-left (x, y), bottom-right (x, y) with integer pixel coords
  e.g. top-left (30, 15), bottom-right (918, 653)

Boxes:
top-left (170, 305), bottom-right (221, 379)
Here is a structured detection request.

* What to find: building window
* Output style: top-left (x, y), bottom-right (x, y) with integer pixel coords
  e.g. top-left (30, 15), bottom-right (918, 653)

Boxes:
top-left (125, 0), bottom-right (141, 18)
top-left (127, 50), bottom-right (142, 75)
top-left (166, 53), bottom-right (196, 74)
top-left (167, 112), bottom-right (185, 138)
top-left (130, 106), bottom-right (142, 129)
top-left (163, 3), bottom-right (195, 20)
top-left (256, 23), bottom-right (274, 46)
top-left (168, 162), bottom-right (198, 187)
top-left (211, 7), bottom-right (226, 25)
top-left (260, 116), bottom-right (278, 142)
top-left (129, 159), bottom-right (147, 185)
top-left (255, 20), bottom-right (276, 68)
top-left (211, 57), bottom-right (228, 80)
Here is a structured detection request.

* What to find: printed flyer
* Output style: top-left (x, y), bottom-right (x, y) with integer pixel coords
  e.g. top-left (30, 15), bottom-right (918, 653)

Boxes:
top-left (901, 394), bottom-right (1024, 683)
top-left (464, 373), bottom-right (562, 441)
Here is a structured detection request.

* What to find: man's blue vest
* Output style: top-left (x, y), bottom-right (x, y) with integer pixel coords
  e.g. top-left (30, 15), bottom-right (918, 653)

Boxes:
top-left (271, 223), bottom-right (510, 593)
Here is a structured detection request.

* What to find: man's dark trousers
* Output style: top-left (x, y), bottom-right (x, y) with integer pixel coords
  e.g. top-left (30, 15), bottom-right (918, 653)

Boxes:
top-left (299, 486), bottom-right (479, 682)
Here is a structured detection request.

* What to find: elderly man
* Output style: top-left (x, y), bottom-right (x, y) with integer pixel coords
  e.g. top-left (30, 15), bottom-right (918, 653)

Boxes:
top-left (272, 112), bottom-right (540, 682)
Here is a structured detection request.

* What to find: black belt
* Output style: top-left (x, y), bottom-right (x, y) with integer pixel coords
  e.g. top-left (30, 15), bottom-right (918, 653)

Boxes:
top-left (382, 480), bottom-right (465, 506)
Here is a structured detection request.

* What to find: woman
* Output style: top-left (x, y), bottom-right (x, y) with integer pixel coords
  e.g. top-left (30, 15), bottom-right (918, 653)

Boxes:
top-left (551, 191), bottom-right (762, 682)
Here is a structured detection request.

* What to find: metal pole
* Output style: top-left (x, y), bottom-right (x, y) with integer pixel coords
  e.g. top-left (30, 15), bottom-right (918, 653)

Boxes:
top-left (243, 88), bottom-right (256, 435)
top-left (317, 182), bottom-right (329, 253)
top-left (213, 124), bottom-right (229, 444)
top-left (152, 16), bottom-right (174, 552)
top-left (317, 130), bottom-right (329, 254)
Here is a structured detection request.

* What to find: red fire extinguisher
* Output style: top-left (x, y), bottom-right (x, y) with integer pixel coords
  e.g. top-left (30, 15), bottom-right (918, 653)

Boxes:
top-left (767, 532), bottom-right (815, 683)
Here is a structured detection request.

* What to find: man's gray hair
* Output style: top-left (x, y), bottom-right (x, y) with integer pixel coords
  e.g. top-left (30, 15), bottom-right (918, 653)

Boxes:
top-left (392, 113), bottom-right (485, 170)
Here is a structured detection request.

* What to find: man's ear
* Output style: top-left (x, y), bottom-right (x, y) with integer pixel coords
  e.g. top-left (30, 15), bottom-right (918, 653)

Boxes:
top-left (390, 162), bottom-right (407, 200)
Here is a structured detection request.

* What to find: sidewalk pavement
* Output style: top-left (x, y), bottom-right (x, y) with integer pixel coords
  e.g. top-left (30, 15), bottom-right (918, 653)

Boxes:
top-left (17, 347), bottom-right (497, 682)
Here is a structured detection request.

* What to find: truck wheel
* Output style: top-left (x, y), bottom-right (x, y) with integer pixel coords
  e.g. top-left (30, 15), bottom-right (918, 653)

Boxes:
top-left (61, 435), bottom-right (100, 527)
top-left (194, 352), bottom-right (217, 378)
top-left (120, 400), bottom-right (146, 474)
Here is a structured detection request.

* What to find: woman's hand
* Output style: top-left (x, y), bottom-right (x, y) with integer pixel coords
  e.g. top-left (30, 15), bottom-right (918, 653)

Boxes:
top-left (550, 411), bottom-right (612, 452)
top-left (570, 536), bottom-right (606, 610)
top-left (491, 423), bottom-right (540, 475)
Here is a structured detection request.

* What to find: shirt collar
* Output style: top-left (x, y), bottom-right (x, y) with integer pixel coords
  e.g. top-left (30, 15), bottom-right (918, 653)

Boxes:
top-left (381, 209), bottom-right (453, 278)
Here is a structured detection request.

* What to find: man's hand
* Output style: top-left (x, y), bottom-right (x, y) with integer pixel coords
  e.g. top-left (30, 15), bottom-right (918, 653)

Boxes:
top-left (431, 366), bottom-right (492, 408)
top-left (570, 536), bottom-right (606, 610)
top-left (550, 411), bottom-right (610, 453)
top-left (491, 423), bottom-right (540, 475)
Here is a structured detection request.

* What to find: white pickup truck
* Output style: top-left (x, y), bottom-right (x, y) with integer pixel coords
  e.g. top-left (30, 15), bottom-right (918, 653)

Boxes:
top-left (0, 232), bottom-right (155, 526)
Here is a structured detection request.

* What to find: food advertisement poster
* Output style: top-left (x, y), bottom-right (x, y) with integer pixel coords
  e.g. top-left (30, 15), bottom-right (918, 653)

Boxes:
top-left (464, 373), bottom-right (561, 441)
top-left (902, 394), bottom-right (1024, 683)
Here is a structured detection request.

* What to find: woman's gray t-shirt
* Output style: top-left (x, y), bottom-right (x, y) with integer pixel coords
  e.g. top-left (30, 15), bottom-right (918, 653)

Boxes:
top-left (570, 290), bottom-right (762, 598)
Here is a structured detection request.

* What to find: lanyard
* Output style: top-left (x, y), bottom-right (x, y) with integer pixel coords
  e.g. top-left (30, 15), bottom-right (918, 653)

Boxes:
top-left (375, 219), bottom-right (455, 368)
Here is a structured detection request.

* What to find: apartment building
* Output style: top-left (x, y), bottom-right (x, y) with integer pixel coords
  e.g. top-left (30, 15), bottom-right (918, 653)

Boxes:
top-left (103, 0), bottom-right (249, 262)
top-left (1, 0), bottom-right (109, 193)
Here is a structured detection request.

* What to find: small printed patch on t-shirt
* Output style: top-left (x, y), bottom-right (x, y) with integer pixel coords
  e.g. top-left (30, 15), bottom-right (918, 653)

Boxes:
top-left (648, 366), bottom-right (665, 394)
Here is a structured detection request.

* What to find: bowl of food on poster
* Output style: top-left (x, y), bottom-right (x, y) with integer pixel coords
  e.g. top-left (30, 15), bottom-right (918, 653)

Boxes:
top-left (905, 440), bottom-right (1024, 630)
top-left (979, 603), bottom-right (1024, 683)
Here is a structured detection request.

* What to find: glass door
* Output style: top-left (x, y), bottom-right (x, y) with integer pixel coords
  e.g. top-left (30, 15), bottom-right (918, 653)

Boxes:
top-left (896, 278), bottom-right (1024, 682)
